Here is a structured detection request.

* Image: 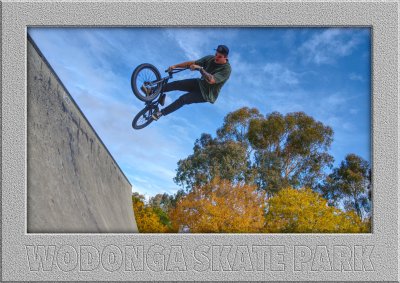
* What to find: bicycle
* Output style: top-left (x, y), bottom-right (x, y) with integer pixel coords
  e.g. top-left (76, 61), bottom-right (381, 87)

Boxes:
top-left (131, 63), bottom-right (187, 130)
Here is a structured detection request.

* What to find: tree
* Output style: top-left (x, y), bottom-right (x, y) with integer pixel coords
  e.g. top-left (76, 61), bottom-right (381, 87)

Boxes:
top-left (132, 195), bottom-right (171, 233)
top-left (149, 193), bottom-right (173, 213)
top-left (174, 108), bottom-right (334, 196)
top-left (264, 187), bottom-right (369, 233)
top-left (174, 134), bottom-right (250, 190)
top-left (248, 111), bottom-right (334, 195)
top-left (169, 178), bottom-right (266, 233)
top-left (217, 107), bottom-right (263, 144)
top-left (318, 154), bottom-right (371, 219)
top-left (148, 191), bottom-right (187, 230)
top-left (152, 206), bottom-right (172, 230)
top-left (216, 107), bottom-right (264, 184)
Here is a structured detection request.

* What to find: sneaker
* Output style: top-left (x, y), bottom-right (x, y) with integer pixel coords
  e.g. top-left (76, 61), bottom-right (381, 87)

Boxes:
top-left (141, 84), bottom-right (154, 96)
top-left (152, 111), bottom-right (163, 121)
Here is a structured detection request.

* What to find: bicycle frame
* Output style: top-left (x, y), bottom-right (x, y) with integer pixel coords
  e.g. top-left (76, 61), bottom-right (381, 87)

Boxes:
top-left (143, 68), bottom-right (187, 107)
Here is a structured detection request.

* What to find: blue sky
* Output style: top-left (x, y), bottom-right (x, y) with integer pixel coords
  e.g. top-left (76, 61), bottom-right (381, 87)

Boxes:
top-left (28, 27), bottom-right (371, 199)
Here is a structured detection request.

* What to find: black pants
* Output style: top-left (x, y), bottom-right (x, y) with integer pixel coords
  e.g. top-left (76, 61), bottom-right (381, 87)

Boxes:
top-left (160, 79), bottom-right (207, 116)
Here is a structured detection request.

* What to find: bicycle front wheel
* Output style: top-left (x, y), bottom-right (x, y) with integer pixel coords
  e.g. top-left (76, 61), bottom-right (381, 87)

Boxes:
top-left (131, 63), bottom-right (162, 102)
top-left (132, 105), bottom-right (158, 130)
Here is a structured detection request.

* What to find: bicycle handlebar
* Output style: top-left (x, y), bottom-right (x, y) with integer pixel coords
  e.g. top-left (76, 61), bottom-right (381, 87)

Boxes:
top-left (165, 67), bottom-right (188, 73)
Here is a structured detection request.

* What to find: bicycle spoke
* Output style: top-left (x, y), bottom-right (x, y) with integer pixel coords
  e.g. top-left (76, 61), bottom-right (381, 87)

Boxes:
top-left (137, 115), bottom-right (147, 126)
top-left (137, 69), bottom-right (158, 95)
top-left (135, 107), bottom-right (154, 128)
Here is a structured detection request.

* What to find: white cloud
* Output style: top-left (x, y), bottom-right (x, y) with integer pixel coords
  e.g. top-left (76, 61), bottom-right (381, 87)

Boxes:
top-left (229, 53), bottom-right (301, 91)
top-left (165, 29), bottom-right (210, 60)
top-left (349, 73), bottom-right (364, 82)
top-left (263, 63), bottom-right (299, 85)
top-left (349, 108), bottom-right (359, 115)
top-left (342, 122), bottom-right (355, 131)
top-left (326, 93), bottom-right (347, 107)
top-left (299, 28), bottom-right (365, 65)
top-left (164, 28), bottom-right (238, 60)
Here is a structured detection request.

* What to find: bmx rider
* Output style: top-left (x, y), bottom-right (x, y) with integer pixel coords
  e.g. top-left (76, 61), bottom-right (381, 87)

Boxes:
top-left (144, 45), bottom-right (232, 121)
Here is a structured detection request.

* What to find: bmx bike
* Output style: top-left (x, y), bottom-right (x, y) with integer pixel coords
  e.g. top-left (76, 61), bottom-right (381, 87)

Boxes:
top-left (131, 63), bottom-right (187, 130)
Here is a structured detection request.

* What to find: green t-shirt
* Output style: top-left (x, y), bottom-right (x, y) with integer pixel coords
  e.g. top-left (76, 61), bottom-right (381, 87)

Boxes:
top-left (195, 55), bottom-right (231, 103)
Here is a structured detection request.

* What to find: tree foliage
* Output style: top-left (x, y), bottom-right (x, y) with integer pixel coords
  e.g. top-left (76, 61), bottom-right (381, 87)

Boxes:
top-left (147, 191), bottom-right (186, 230)
top-left (264, 187), bottom-right (370, 233)
top-left (217, 106), bottom-right (263, 144)
top-left (249, 111), bottom-right (334, 195)
top-left (174, 134), bottom-right (250, 190)
top-left (169, 178), bottom-right (266, 233)
top-left (175, 108), bottom-right (334, 196)
top-left (148, 192), bottom-right (177, 213)
top-left (318, 154), bottom-right (371, 219)
top-left (132, 195), bottom-right (171, 233)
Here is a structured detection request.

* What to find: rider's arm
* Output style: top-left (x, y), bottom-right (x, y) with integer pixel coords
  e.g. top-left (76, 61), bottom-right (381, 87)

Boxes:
top-left (199, 67), bottom-right (216, 84)
top-left (171, 61), bottom-right (196, 69)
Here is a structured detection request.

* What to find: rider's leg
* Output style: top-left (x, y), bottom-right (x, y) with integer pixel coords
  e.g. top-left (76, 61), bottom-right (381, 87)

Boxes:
top-left (160, 90), bottom-right (206, 116)
top-left (163, 78), bottom-right (199, 93)
top-left (152, 79), bottom-right (204, 120)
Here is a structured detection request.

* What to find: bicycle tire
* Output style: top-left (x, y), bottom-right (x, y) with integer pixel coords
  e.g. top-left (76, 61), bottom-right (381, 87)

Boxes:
top-left (131, 63), bottom-right (162, 102)
top-left (132, 105), bottom-right (157, 130)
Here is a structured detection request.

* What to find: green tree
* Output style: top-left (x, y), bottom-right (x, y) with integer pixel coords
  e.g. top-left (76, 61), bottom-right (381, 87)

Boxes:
top-left (174, 133), bottom-right (250, 190)
top-left (216, 107), bottom-right (264, 184)
top-left (170, 189), bottom-right (186, 208)
top-left (248, 111), bottom-right (334, 196)
top-left (174, 108), bottom-right (334, 196)
top-left (319, 154), bottom-right (371, 219)
top-left (148, 192), bottom-right (187, 231)
top-left (149, 193), bottom-right (174, 213)
top-left (217, 107), bottom-right (263, 144)
top-left (132, 194), bottom-right (172, 233)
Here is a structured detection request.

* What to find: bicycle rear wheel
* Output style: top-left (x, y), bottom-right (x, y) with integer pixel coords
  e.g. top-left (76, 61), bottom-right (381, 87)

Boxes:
top-left (132, 105), bottom-right (158, 130)
top-left (131, 63), bottom-right (162, 102)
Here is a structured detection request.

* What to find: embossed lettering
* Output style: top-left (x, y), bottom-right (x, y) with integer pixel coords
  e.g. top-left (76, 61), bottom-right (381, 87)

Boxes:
top-left (101, 245), bottom-right (122, 272)
top-left (146, 245), bottom-right (165, 272)
top-left (57, 245), bottom-right (78, 272)
top-left (26, 245), bottom-right (56, 271)
top-left (311, 246), bottom-right (332, 271)
top-left (354, 245), bottom-right (374, 271)
top-left (333, 245), bottom-right (352, 271)
top-left (252, 245), bottom-right (270, 271)
top-left (271, 245), bottom-right (285, 271)
top-left (194, 245), bottom-right (210, 272)
top-left (80, 245), bottom-right (100, 271)
top-left (232, 246), bottom-right (253, 271)
top-left (294, 245), bottom-right (312, 271)
top-left (125, 245), bottom-right (144, 271)
top-left (212, 245), bottom-right (232, 271)
top-left (166, 245), bottom-right (187, 271)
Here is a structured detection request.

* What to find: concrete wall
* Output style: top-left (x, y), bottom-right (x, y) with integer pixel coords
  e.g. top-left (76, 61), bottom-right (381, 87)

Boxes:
top-left (27, 35), bottom-right (138, 233)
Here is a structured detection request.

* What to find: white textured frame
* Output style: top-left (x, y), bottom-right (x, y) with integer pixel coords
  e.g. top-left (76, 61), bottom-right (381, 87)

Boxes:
top-left (1, 0), bottom-right (399, 281)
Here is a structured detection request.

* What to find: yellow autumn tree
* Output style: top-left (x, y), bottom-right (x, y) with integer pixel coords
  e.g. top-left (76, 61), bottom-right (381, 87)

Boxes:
top-left (169, 178), bottom-right (266, 233)
top-left (132, 196), bottom-right (170, 233)
top-left (264, 187), bottom-right (369, 233)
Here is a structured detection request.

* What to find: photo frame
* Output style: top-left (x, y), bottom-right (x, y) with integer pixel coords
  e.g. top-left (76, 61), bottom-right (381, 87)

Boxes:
top-left (2, 1), bottom-right (398, 281)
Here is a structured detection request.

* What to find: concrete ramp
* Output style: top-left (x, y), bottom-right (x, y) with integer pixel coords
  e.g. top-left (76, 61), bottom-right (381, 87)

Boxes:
top-left (27, 35), bottom-right (138, 233)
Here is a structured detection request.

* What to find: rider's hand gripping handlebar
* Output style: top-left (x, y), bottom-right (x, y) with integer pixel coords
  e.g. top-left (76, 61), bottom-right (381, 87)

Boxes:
top-left (165, 67), bottom-right (188, 79)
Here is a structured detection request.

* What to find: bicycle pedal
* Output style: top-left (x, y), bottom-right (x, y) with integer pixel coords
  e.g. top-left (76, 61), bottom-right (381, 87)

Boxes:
top-left (159, 93), bottom-right (166, 106)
